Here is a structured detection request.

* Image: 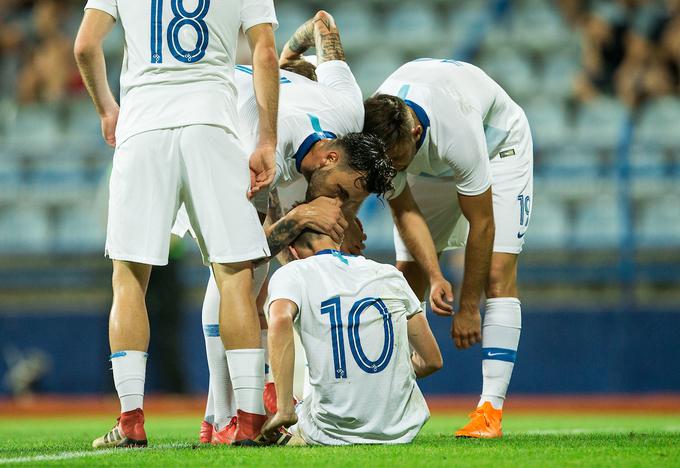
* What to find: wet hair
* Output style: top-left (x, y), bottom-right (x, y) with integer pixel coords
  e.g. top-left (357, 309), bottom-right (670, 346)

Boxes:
top-left (280, 60), bottom-right (318, 81)
top-left (330, 133), bottom-right (396, 198)
top-left (363, 94), bottom-right (413, 150)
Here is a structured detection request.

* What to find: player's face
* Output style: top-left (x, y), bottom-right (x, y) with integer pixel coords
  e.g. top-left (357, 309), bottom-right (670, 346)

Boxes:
top-left (307, 166), bottom-right (368, 209)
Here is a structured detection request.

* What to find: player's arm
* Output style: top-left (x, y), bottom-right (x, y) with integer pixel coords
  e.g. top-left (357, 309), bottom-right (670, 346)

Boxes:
top-left (452, 189), bottom-right (494, 349)
top-left (389, 185), bottom-right (454, 316)
top-left (245, 24), bottom-right (279, 197)
top-left (265, 196), bottom-right (348, 258)
top-left (74, 9), bottom-right (117, 148)
top-left (261, 299), bottom-right (299, 439)
top-left (280, 10), bottom-right (345, 66)
top-left (408, 313), bottom-right (443, 378)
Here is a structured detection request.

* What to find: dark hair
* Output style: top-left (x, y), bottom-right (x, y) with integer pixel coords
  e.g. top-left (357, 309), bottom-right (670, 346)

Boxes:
top-left (363, 94), bottom-right (412, 150)
top-left (280, 60), bottom-right (317, 81)
top-left (331, 133), bottom-right (396, 197)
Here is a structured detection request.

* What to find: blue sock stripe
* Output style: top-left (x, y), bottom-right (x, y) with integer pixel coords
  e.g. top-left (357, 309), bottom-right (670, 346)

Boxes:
top-left (203, 324), bottom-right (220, 337)
top-left (110, 351), bottom-right (127, 359)
top-left (482, 347), bottom-right (517, 363)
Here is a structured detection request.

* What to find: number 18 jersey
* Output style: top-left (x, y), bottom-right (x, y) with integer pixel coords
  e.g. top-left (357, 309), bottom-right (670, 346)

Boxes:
top-left (84, 0), bottom-right (277, 146)
top-left (266, 251), bottom-right (430, 445)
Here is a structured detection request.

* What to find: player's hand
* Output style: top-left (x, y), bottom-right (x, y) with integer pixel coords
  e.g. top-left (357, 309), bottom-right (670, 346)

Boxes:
top-left (429, 275), bottom-right (454, 316)
top-left (261, 410), bottom-right (298, 442)
top-left (295, 197), bottom-right (348, 244)
top-left (101, 106), bottom-right (119, 148)
top-left (452, 307), bottom-right (482, 349)
top-left (248, 144), bottom-right (277, 199)
top-left (341, 217), bottom-right (366, 255)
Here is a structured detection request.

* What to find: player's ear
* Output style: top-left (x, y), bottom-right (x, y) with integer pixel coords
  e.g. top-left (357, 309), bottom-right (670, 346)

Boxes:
top-left (289, 245), bottom-right (301, 260)
top-left (322, 150), bottom-right (340, 166)
top-left (412, 125), bottom-right (423, 142)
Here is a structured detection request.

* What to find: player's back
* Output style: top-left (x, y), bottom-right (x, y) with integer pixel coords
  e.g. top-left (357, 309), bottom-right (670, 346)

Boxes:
top-left (379, 59), bottom-right (528, 157)
top-left (98, 0), bottom-right (276, 144)
top-left (271, 251), bottom-right (429, 445)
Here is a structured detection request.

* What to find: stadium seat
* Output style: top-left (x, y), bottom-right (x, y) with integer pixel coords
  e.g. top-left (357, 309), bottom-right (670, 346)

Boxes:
top-left (0, 204), bottom-right (51, 253)
top-left (353, 49), bottom-right (403, 96)
top-left (525, 196), bottom-right (569, 248)
top-left (636, 193), bottom-right (680, 247)
top-left (511, 3), bottom-right (573, 53)
top-left (332, 3), bottom-right (376, 49)
top-left (628, 145), bottom-right (667, 177)
top-left (6, 104), bottom-right (61, 156)
top-left (541, 52), bottom-right (581, 99)
top-left (54, 204), bottom-right (105, 253)
top-left (274, 3), bottom-right (312, 47)
top-left (385, 5), bottom-right (440, 47)
top-left (359, 196), bottom-right (395, 251)
top-left (448, 2), bottom-right (490, 48)
top-left (0, 157), bottom-right (20, 202)
top-left (572, 195), bottom-right (624, 248)
top-left (478, 48), bottom-right (535, 100)
top-left (635, 97), bottom-right (680, 149)
top-left (575, 98), bottom-right (628, 150)
top-left (524, 98), bottom-right (571, 149)
top-left (540, 145), bottom-right (601, 177)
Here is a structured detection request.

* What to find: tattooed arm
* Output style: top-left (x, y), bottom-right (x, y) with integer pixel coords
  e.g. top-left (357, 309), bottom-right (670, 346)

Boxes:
top-left (264, 194), bottom-right (348, 260)
top-left (280, 10), bottom-right (346, 66)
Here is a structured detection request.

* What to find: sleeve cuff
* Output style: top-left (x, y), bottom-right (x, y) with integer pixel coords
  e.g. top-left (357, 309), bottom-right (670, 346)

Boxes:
top-left (84, 2), bottom-right (117, 20)
top-left (456, 181), bottom-right (492, 197)
top-left (242, 17), bottom-right (279, 33)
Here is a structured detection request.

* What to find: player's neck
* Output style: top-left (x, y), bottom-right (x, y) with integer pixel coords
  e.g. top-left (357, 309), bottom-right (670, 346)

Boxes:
top-left (310, 239), bottom-right (341, 255)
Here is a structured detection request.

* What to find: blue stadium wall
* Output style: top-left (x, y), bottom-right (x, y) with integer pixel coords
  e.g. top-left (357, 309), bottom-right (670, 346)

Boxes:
top-left (1, 308), bottom-right (679, 396)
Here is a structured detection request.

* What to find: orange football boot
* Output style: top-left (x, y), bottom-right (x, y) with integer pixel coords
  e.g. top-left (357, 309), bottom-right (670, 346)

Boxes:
top-left (455, 402), bottom-right (503, 438)
top-left (199, 420), bottom-right (213, 444)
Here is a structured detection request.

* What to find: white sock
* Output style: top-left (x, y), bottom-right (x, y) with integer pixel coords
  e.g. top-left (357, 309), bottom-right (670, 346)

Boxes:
top-left (111, 350), bottom-right (147, 413)
top-left (478, 298), bottom-right (521, 410)
top-left (261, 329), bottom-right (273, 384)
top-left (226, 349), bottom-right (265, 415)
top-left (204, 380), bottom-right (214, 424)
top-left (203, 273), bottom-right (235, 430)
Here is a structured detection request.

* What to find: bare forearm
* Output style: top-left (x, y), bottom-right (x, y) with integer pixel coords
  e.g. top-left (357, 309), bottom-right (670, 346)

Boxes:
top-left (74, 46), bottom-right (117, 117)
top-left (281, 19), bottom-right (315, 61)
top-left (313, 13), bottom-right (345, 64)
top-left (459, 222), bottom-right (494, 311)
top-left (395, 211), bottom-right (442, 279)
top-left (252, 42), bottom-right (279, 147)
top-left (268, 316), bottom-right (296, 414)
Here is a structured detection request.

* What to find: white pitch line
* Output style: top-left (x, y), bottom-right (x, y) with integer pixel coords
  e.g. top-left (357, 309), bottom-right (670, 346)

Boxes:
top-left (0, 443), bottom-right (192, 465)
top-left (519, 427), bottom-right (680, 435)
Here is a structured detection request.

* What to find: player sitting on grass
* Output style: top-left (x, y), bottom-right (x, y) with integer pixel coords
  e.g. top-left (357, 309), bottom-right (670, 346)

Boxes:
top-left (261, 225), bottom-right (443, 445)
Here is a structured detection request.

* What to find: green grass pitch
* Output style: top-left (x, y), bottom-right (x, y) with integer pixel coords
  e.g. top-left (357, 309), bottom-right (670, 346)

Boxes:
top-left (1, 413), bottom-right (679, 466)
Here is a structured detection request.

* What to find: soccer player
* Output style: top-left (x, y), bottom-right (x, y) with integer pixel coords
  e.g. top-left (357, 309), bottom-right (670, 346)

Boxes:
top-left (261, 226), bottom-right (443, 445)
top-left (363, 59), bottom-right (534, 438)
top-left (74, 0), bottom-right (280, 447)
top-left (173, 11), bottom-right (396, 444)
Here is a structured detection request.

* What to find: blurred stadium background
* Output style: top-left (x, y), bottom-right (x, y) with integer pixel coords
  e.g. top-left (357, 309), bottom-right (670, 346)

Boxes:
top-left (0, 0), bottom-right (679, 401)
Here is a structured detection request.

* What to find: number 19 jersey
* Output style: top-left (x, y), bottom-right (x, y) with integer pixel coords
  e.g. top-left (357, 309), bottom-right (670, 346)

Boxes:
top-left (84, 0), bottom-right (277, 146)
top-left (266, 251), bottom-right (430, 445)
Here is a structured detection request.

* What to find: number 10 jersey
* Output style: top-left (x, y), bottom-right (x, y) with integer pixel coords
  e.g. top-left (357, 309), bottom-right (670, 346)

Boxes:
top-left (266, 251), bottom-right (430, 445)
top-left (84, 0), bottom-right (277, 146)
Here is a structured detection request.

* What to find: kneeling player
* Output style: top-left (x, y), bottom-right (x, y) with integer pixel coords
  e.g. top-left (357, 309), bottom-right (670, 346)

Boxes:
top-left (262, 228), bottom-right (442, 445)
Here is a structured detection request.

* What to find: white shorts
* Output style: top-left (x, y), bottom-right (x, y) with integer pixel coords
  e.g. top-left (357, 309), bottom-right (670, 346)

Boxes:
top-left (106, 125), bottom-right (269, 266)
top-left (395, 127), bottom-right (533, 261)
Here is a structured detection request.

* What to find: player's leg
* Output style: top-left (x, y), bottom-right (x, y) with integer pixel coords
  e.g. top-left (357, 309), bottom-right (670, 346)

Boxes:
top-left (181, 125), bottom-right (270, 445)
top-left (457, 122), bottom-right (533, 439)
top-left (94, 129), bottom-right (181, 449)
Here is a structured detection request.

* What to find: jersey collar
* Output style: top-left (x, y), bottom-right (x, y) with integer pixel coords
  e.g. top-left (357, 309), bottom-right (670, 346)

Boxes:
top-left (404, 100), bottom-right (430, 152)
top-left (294, 131), bottom-right (337, 173)
top-left (314, 249), bottom-right (355, 265)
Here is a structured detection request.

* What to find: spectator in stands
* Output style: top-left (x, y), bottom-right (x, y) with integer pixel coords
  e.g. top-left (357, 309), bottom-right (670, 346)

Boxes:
top-left (16, 0), bottom-right (80, 104)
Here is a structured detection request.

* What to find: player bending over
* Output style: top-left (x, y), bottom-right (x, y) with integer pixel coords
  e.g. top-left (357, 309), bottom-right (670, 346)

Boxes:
top-left (363, 59), bottom-right (534, 438)
top-left (261, 227), bottom-right (442, 445)
top-left (75, 0), bottom-right (280, 448)
top-left (174, 11), bottom-right (396, 444)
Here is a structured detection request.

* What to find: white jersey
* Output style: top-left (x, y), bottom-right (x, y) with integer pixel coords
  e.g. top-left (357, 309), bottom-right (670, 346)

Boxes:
top-left (85, 0), bottom-right (277, 146)
top-left (377, 59), bottom-right (528, 199)
top-left (266, 250), bottom-right (429, 445)
top-left (236, 60), bottom-right (364, 192)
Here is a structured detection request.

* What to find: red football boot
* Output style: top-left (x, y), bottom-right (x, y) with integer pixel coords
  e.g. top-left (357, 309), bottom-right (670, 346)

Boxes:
top-left (211, 417), bottom-right (237, 445)
top-left (92, 408), bottom-right (147, 449)
top-left (263, 382), bottom-right (298, 416)
top-left (199, 420), bottom-right (213, 444)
